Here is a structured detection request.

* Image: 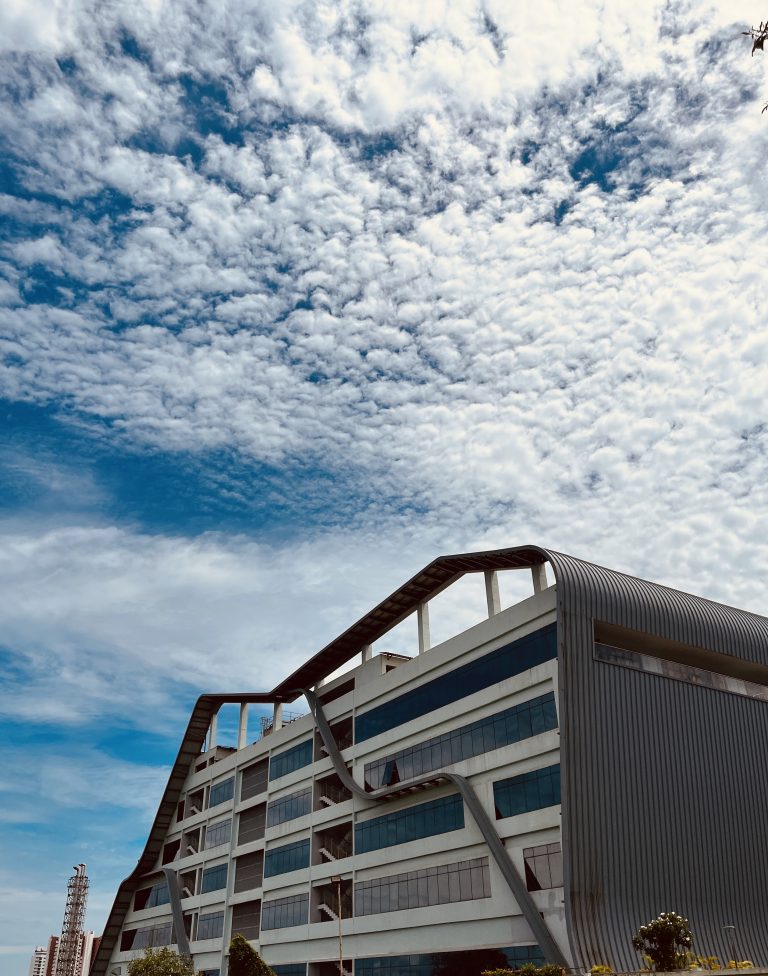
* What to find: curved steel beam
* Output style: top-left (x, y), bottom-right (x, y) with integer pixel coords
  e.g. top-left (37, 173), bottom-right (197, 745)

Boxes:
top-left (161, 866), bottom-right (191, 957)
top-left (303, 688), bottom-right (568, 968)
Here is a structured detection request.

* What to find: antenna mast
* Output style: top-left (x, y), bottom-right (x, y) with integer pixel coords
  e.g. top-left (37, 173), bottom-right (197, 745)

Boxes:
top-left (54, 864), bottom-right (89, 976)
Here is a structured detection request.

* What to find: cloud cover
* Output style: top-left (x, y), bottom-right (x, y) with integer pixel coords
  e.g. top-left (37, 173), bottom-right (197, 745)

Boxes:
top-left (1, 0), bottom-right (768, 970)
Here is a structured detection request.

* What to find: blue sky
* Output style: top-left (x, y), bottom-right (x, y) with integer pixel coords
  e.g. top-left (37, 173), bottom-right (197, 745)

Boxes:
top-left (2, 0), bottom-right (768, 972)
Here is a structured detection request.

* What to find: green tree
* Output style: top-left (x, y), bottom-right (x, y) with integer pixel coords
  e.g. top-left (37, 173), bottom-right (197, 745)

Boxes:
top-left (632, 912), bottom-right (693, 972)
top-left (228, 934), bottom-right (275, 976)
top-left (127, 948), bottom-right (196, 976)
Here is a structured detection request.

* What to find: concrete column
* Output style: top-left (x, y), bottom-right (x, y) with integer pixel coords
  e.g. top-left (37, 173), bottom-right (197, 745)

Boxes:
top-left (484, 570), bottom-right (501, 617)
top-left (361, 643), bottom-right (373, 664)
top-left (208, 709), bottom-right (218, 752)
top-left (417, 601), bottom-right (431, 654)
top-left (238, 703), bottom-right (249, 750)
top-left (273, 702), bottom-right (283, 732)
top-left (531, 562), bottom-right (548, 593)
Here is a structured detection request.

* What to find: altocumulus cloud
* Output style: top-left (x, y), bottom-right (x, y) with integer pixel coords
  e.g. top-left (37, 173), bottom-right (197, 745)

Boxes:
top-left (1, 0), bottom-right (768, 969)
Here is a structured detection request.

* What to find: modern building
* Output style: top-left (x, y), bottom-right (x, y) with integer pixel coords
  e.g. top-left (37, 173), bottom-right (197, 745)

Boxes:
top-left (92, 546), bottom-right (768, 976)
top-left (32, 933), bottom-right (100, 976)
top-left (28, 947), bottom-right (47, 976)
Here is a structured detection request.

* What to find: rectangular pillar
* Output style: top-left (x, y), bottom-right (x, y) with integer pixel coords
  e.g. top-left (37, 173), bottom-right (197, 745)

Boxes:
top-left (484, 570), bottom-right (501, 617)
top-left (417, 601), bottom-right (431, 654)
top-left (531, 563), bottom-right (548, 594)
top-left (361, 643), bottom-right (373, 663)
top-left (273, 702), bottom-right (283, 732)
top-left (208, 708), bottom-right (218, 752)
top-left (238, 703), bottom-right (249, 749)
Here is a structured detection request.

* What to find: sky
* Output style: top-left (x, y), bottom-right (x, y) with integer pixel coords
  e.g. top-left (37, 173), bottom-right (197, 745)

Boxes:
top-left (1, 0), bottom-right (768, 971)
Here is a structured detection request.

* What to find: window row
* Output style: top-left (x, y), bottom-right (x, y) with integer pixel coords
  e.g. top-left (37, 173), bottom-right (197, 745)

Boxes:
top-left (197, 910), bottom-right (225, 940)
top-left (523, 842), bottom-right (563, 891)
top-left (355, 946), bottom-right (545, 976)
top-left (364, 692), bottom-right (558, 789)
top-left (269, 739), bottom-right (314, 781)
top-left (133, 880), bottom-right (169, 911)
top-left (493, 763), bottom-right (561, 819)
top-left (267, 787), bottom-right (312, 827)
top-left (355, 856), bottom-right (490, 916)
top-left (120, 922), bottom-right (172, 951)
top-left (201, 863), bottom-right (228, 894)
top-left (355, 623), bottom-right (557, 742)
top-left (205, 818), bottom-right (232, 850)
top-left (355, 794), bottom-right (464, 855)
top-left (264, 838), bottom-right (310, 877)
top-left (261, 892), bottom-right (309, 931)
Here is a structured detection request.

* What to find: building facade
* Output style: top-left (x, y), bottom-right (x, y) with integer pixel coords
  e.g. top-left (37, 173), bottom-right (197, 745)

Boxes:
top-left (92, 547), bottom-right (768, 976)
top-left (28, 947), bottom-right (47, 976)
top-left (33, 933), bottom-right (100, 976)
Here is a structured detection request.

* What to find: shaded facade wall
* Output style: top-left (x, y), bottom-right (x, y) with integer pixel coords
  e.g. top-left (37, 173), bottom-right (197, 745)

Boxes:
top-left (553, 557), bottom-right (768, 971)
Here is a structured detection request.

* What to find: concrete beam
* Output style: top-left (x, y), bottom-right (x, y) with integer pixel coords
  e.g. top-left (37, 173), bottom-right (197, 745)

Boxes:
top-left (273, 701), bottom-right (283, 732)
top-left (208, 709), bottom-right (218, 751)
top-left (532, 562), bottom-right (548, 594)
top-left (238, 703), bottom-right (249, 750)
top-left (361, 643), bottom-right (373, 664)
top-left (417, 601), bottom-right (431, 654)
top-left (484, 570), bottom-right (501, 617)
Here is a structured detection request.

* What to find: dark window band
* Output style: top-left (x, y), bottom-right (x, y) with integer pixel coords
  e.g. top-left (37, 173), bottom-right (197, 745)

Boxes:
top-left (493, 763), bottom-right (561, 819)
top-left (355, 793), bottom-right (464, 854)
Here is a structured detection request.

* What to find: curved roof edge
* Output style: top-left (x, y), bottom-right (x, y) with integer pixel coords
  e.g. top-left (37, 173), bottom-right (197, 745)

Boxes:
top-left (91, 545), bottom-right (768, 975)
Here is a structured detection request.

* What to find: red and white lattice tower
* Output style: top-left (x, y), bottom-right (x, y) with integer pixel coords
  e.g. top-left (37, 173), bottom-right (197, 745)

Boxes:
top-left (54, 865), bottom-right (89, 976)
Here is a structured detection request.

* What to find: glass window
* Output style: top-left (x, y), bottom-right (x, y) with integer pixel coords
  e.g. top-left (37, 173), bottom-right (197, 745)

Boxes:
top-left (234, 851), bottom-right (264, 893)
top-left (355, 857), bottom-right (490, 916)
top-left (133, 881), bottom-right (170, 911)
top-left (272, 966), bottom-right (307, 976)
top-left (355, 794), bottom-right (464, 854)
top-left (129, 922), bottom-right (173, 950)
top-left (493, 764), bottom-right (561, 819)
top-left (200, 863), bottom-right (228, 893)
top-left (238, 804), bottom-right (266, 845)
top-left (356, 624), bottom-right (556, 742)
top-left (209, 777), bottom-right (235, 808)
top-left (365, 693), bottom-right (558, 789)
top-left (231, 899), bottom-right (261, 941)
top-left (523, 842), bottom-right (563, 890)
top-left (267, 787), bottom-right (311, 827)
top-left (269, 740), bottom-right (313, 781)
top-left (261, 892), bottom-right (309, 930)
top-left (204, 819), bottom-right (232, 850)
top-left (264, 838), bottom-right (310, 877)
top-left (355, 947), bottom-right (545, 976)
top-left (197, 910), bottom-right (225, 940)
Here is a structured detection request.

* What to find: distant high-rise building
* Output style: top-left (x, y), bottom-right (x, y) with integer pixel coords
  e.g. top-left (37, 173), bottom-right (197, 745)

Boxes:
top-left (28, 947), bottom-right (47, 976)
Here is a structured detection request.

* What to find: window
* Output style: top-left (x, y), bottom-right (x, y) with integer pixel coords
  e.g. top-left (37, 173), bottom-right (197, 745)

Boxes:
top-left (355, 623), bottom-right (557, 742)
top-left (234, 851), bottom-right (264, 893)
top-left (523, 842), bottom-right (563, 890)
top-left (365, 692), bottom-right (558, 789)
top-left (269, 740), bottom-right (313, 781)
top-left (197, 910), bottom-right (225, 940)
top-left (204, 819), bottom-right (232, 850)
top-left (238, 804), bottom-right (266, 846)
top-left (241, 758), bottom-right (269, 801)
top-left (261, 892), bottom-right (309, 930)
top-left (264, 838), bottom-right (310, 877)
top-left (355, 794), bottom-right (464, 854)
top-left (200, 863), bottom-right (228, 893)
top-left (355, 947), bottom-right (545, 976)
top-left (133, 880), bottom-right (170, 911)
top-left (209, 777), bottom-right (235, 808)
top-left (231, 899), bottom-right (261, 940)
top-left (272, 966), bottom-right (306, 976)
top-left (493, 763), bottom-right (561, 819)
top-left (355, 857), bottom-right (490, 916)
top-left (267, 787), bottom-right (311, 827)
top-left (120, 922), bottom-right (173, 950)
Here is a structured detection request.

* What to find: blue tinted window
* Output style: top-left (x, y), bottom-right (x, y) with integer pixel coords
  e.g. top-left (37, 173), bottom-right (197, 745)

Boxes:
top-left (493, 763), bottom-right (561, 819)
top-left (269, 740), bottom-right (313, 781)
top-left (209, 777), bottom-right (234, 807)
top-left (272, 966), bottom-right (306, 976)
top-left (356, 624), bottom-right (556, 742)
top-left (264, 838), bottom-right (310, 877)
top-left (355, 947), bottom-right (544, 976)
top-left (201, 862), bottom-right (228, 893)
top-left (355, 794), bottom-right (464, 854)
top-left (261, 892), bottom-right (309, 930)
top-left (197, 911), bottom-right (224, 940)
top-left (267, 787), bottom-right (312, 827)
top-left (146, 881), bottom-right (169, 908)
top-left (365, 693), bottom-right (558, 789)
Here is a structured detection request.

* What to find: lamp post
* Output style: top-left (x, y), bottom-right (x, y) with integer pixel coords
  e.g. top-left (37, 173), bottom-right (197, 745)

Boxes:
top-left (331, 875), bottom-right (344, 976)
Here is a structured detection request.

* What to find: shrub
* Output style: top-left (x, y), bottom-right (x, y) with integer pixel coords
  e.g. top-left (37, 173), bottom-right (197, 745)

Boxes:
top-left (127, 948), bottom-right (196, 976)
top-left (727, 963), bottom-right (754, 970)
top-left (590, 966), bottom-right (614, 975)
top-left (228, 934), bottom-right (275, 976)
top-left (482, 965), bottom-right (564, 976)
top-left (632, 912), bottom-right (694, 971)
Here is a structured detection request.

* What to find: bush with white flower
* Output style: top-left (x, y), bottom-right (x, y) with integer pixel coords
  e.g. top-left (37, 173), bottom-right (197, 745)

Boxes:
top-left (632, 912), bottom-right (694, 971)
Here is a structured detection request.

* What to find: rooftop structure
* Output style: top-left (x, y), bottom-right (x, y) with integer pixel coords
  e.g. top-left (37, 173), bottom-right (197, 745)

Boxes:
top-left (93, 546), bottom-right (768, 976)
